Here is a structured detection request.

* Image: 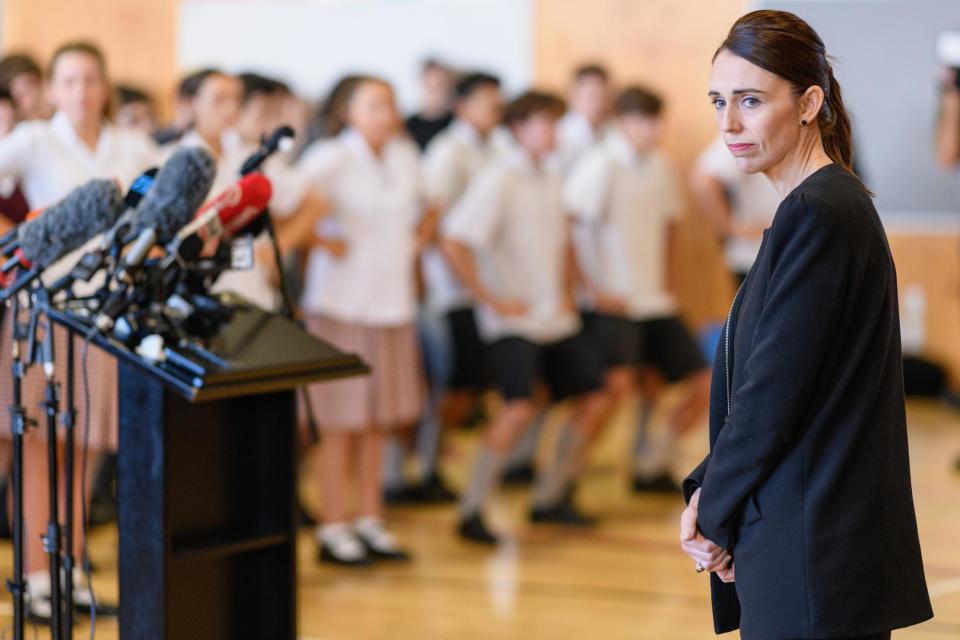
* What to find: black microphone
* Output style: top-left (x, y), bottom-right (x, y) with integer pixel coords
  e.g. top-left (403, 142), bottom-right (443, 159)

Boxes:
top-left (239, 125), bottom-right (295, 176)
top-left (0, 180), bottom-right (125, 301)
top-left (92, 147), bottom-right (216, 332)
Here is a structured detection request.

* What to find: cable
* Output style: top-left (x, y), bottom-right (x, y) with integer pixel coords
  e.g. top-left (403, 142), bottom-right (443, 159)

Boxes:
top-left (80, 333), bottom-right (96, 639)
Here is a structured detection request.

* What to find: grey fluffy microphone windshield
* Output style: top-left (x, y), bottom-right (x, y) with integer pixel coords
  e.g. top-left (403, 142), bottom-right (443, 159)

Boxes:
top-left (16, 179), bottom-right (125, 267)
top-left (129, 146), bottom-right (216, 245)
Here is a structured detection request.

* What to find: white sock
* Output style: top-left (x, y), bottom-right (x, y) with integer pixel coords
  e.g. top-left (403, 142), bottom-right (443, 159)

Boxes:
top-left (458, 447), bottom-right (506, 518)
top-left (633, 427), bottom-right (677, 479)
top-left (532, 423), bottom-right (585, 508)
top-left (26, 571), bottom-right (51, 617)
top-left (354, 516), bottom-right (400, 553)
top-left (317, 522), bottom-right (366, 561)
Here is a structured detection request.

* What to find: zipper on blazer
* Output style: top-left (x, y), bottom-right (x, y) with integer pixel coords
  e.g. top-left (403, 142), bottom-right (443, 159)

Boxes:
top-left (725, 283), bottom-right (744, 417)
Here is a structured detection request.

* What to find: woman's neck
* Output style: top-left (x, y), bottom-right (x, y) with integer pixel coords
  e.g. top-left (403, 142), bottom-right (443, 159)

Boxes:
top-left (72, 117), bottom-right (103, 152)
top-left (764, 135), bottom-right (834, 199)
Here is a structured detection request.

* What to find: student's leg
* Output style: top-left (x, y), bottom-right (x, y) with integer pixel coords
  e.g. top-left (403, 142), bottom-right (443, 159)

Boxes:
top-left (317, 431), bottom-right (369, 565)
top-left (357, 425), bottom-right (411, 560)
top-left (458, 337), bottom-right (541, 543)
top-left (530, 333), bottom-right (610, 523)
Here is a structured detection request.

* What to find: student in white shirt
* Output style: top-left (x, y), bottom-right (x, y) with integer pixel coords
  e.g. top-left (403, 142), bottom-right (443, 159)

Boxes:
top-left (297, 76), bottom-right (433, 565)
top-left (556, 63), bottom-right (614, 173)
top-left (500, 64), bottom-right (615, 485)
top-left (0, 41), bottom-right (157, 621)
top-left (442, 91), bottom-right (610, 544)
top-left (565, 86), bottom-right (710, 494)
top-left (407, 72), bottom-right (505, 502)
top-left (690, 134), bottom-right (781, 284)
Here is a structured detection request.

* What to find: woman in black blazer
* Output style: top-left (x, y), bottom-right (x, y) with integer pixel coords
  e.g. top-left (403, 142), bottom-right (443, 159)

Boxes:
top-left (679, 10), bottom-right (933, 639)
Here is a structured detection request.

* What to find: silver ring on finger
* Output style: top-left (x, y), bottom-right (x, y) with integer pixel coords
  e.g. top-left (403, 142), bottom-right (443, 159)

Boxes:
top-left (695, 561), bottom-right (705, 573)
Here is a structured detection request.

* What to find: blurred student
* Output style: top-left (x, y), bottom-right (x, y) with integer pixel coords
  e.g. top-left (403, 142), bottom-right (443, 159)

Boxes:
top-left (408, 71), bottom-right (505, 501)
top-left (153, 67), bottom-right (218, 145)
top-left (297, 75), bottom-right (431, 565)
top-left (0, 90), bottom-right (28, 229)
top-left (115, 84), bottom-right (158, 135)
top-left (500, 64), bottom-right (615, 484)
top-left (566, 87), bottom-right (710, 493)
top-left (168, 69), bottom-right (242, 179)
top-left (690, 134), bottom-right (780, 284)
top-left (556, 63), bottom-right (613, 171)
top-left (442, 91), bottom-right (610, 544)
top-left (0, 53), bottom-right (51, 121)
top-left (0, 41), bottom-right (157, 621)
top-left (406, 58), bottom-right (455, 151)
top-left (936, 65), bottom-right (960, 168)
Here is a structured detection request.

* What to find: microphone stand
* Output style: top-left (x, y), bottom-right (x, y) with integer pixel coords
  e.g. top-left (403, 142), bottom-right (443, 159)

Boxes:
top-left (61, 303), bottom-right (77, 639)
top-left (6, 292), bottom-right (33, 640)
top-left (27, 286), bottom-right (64, 640)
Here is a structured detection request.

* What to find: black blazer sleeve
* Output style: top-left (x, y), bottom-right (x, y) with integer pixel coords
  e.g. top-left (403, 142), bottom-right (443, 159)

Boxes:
top-left (696, 198), bottom-right (851, 550)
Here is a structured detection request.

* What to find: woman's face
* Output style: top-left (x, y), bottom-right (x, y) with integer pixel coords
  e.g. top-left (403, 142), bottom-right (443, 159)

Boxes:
top-left (192, 74), bottom-right (242, 139)
top-left (709, 49), bottom-right (809, 175)
top-left (48, 52), bottom-right (109, 126)
top-left (346, 81), bottom-right (399, 150)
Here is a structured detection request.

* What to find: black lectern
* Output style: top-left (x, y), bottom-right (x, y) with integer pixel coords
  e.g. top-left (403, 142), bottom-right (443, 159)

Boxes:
top-left (50, 304), bottom-right (366, 640)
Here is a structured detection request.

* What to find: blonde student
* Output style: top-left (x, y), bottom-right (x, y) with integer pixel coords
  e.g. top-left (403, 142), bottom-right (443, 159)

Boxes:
top-left (565, 86), bottom-right (710, 493)
top-left (297, 75), bottom-right (432, 565)
top-left (442, 91), bottom-right (610, 544)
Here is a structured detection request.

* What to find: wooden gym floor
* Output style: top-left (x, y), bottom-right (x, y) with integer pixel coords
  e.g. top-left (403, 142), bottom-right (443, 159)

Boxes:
top-left (0, 397), bottom-right (958, 639)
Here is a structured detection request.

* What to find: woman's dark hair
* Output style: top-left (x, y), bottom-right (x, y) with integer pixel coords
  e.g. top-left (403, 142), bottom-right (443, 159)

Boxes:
top-left (716, 10), bottom-right (854, 171)
top-left (49, 41), bottom-right (107, 79)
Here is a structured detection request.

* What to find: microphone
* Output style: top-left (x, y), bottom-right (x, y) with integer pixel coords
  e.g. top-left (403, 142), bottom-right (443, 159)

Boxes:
top-left (0, 180), bottom-right (125, 301)
top-left (125, 146), bottom-right (216, 246)
top-left (46, 167), bottom-right (159, 295)
top-left (91, 148), bottom-right (217, 332)
top-left (239, 125), bottom-right (295, 176)
top-left (165, 172), bottom-right (273, 263)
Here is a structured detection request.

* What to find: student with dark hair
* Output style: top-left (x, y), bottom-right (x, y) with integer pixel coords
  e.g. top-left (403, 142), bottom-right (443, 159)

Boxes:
top-left (566, 86), bottom-right (710, 494)
top-left (442, 91), bottom-right (610, 544)
top-left (153, 67), bottom-right (220, 145)
top-left (404, 71), bottom-right (505, 502)
top-left (680, 10), bottom-right (932, 638)
top-left (0, 53), bottom-right (50, 121)
top-left (405, 58), bottom-right (455, 150)
top-left (556, 62), bottom-right (613, 171)
top-left (115, 84), bottom-right (157, 134)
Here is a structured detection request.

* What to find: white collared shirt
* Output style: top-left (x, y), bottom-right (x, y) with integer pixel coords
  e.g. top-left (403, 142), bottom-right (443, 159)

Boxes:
top-left (695, 135), bottom-right (781, 273)
top-left (555, 111), bottom-right (610, 174)
top-left (564, 130), bottom-right (683, 319)
top-left (297, 128), bottom-right (424, 326)
top-left (421, 119), bottom-right (507, 313)
top-left (442, 148), bottom-right (580, 344)
top-left (0, 112), bottom-right (158, 292)
top-left (0, 111), bottom-right (158, 209)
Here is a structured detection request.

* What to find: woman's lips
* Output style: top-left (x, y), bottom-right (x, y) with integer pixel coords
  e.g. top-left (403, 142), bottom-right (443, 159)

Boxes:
top-left (727, 143), bottom-right (755, 155)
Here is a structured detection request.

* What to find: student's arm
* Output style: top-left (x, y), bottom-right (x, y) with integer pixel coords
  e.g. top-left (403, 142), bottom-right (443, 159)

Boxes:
top-left (936, 67), bottom-right (960, 169)
top-left (416, 204), bottom-right (442, 253)
top-left (666, 221), bottom-right (680, 299)
top-left (0, 123), bottom-right (34, 180)
top-left (689, 170), bottom-right (735, 241)
top-left (440, 237), bottom-right (526, 317)
top-left (273, 189), bottom-right (345, 258)
top-left (562, 219), bottom-right (579, 313)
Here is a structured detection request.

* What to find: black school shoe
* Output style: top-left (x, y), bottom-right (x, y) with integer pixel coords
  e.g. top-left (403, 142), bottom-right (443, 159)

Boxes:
top-left (457, 512), bottom-right (499, 545)
top-left (530, 496), bottom-right (598, 527)
top-left (317, 543), bottom-right (375, 567)
top-left (631, 472), bottom-right (681, 494)
top-left (501, 462), bottom-right (537, 486)
top-left (413, 472), bottom-right (459, 504)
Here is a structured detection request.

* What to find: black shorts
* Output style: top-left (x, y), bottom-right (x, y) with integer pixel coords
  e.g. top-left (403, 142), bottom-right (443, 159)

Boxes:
top-left (583, 312), bottom-right (707, 383)
top-left (490, 333), bottom-right (604, 402)
top-left (445, 307), bottom-right (489, 391)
